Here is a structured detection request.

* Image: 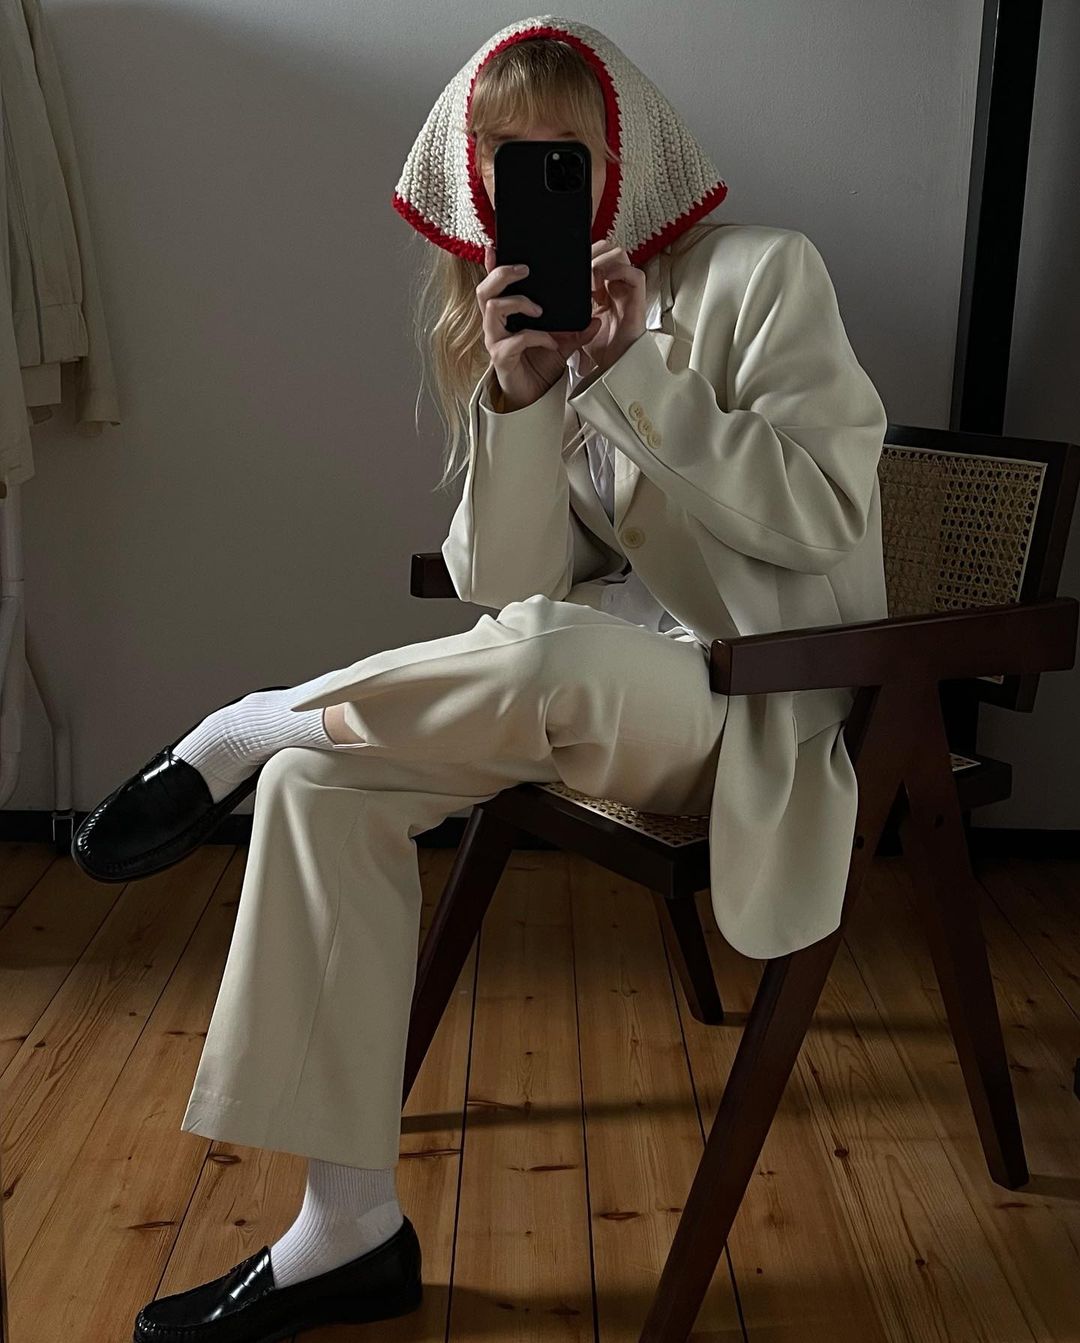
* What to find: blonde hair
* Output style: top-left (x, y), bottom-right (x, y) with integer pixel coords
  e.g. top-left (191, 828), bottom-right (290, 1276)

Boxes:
top-left (406, 36), bottom-right (732, 494)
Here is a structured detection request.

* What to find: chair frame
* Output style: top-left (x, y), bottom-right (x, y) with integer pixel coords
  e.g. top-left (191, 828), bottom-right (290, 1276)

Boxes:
top-left (400, 422), bottom-right (1079, 1342)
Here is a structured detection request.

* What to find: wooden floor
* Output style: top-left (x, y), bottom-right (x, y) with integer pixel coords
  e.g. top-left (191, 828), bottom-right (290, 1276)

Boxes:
top-left (0, 839), bottom-right (1077, 1341)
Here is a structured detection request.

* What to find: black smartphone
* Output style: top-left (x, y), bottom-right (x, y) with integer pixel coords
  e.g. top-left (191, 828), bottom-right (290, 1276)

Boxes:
top-left (494, 139), bottom-right (593, 333)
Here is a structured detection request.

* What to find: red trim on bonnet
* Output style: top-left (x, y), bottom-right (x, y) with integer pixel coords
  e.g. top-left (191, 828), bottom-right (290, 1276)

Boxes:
top-left (391, 191), bottom-right (487, 262)
top-left (631, 178), bottom-right (729, 266)
top-left (392, 21), bottom-right (729, 268)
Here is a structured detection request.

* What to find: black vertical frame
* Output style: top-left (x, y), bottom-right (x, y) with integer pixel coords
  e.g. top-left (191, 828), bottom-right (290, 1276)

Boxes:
top-left (939, 2), bottom-right (1044, 835)
top-left (951, 0), bottom-right (1043, 436)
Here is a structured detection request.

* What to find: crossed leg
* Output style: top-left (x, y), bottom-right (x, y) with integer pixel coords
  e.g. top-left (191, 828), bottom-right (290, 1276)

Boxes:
top-left (179, 595), bottom-right (728, 1168)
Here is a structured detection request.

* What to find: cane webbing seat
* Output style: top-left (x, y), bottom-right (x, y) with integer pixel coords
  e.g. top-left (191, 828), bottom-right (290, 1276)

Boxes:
top-left (534, 748), bottom-right (983, 845)
top-left (532, 782), bottom-right (712, 843)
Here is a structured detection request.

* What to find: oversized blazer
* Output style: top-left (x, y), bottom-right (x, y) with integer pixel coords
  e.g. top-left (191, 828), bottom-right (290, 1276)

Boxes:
top-left (294, 223), bottom-right (890, 960)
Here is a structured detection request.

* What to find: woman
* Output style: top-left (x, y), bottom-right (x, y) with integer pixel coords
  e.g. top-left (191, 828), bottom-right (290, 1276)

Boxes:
top-left (74, 16), bottom-right (889, 1341)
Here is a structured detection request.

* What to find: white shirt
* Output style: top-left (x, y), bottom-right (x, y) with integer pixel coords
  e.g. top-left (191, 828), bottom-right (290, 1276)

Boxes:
top-left (565, 289), bottom-right (693, 640)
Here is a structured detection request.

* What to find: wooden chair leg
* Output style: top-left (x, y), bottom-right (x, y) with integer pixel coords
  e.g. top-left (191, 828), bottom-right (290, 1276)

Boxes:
top-left (401, 805), bottom-right (523, 1107)
top-left (654, 891), bottom-right (725, 1024)
top-left (897, 682), bottom-right (1028, 1189)
top-left (638, 682), bottom-right (908, 1343)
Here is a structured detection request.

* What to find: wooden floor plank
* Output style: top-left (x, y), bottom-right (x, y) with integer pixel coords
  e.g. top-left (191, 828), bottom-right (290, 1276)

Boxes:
top-left (0, 841), bottom-right (57, 932)
top-left (979, 855), bottom-right (1080, 1019)
top-left (0, 847), bottom-right (124, 1074)
top-left (680, 890), bottom-right (889, 1343)
top-left (804, 933), bottom-right (1034, 1341)
top-left (569, 857), bottom-right (744, 1343)
top-left (0, 844), bottom-right (230, 1291)
top-left (842, 855), bottom-right (1080, 1341)
top-left (450, 851), bottom-right (595, 1343)
top-left (8, 846), bottom-right (242, 1339)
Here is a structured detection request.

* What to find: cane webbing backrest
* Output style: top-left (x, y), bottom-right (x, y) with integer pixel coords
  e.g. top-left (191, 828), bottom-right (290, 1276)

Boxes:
top-left (878, 437), bottom-right (1045, 688)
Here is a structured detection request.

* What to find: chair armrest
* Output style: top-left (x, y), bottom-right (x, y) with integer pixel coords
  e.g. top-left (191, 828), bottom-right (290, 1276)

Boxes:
top-left (408, 553), bottom-right (1078, 694)
top-left (411, 551), bottom-right (459, 600)
top-left (708, 597), bottom-right (1079, 695)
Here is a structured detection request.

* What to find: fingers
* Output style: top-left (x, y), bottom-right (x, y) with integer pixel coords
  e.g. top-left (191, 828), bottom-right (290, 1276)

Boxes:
top-left (590, 241), bottom-right (643, 314)
top-left (476, 257), bottom-right (529, 304)
top-left (495, 329), bottom-right (558, 361)
top-left (549, 316), bottom-right (602, 355)
top-left (595, 262), bottom-right (644, 301)
top-left (591, 238), bottom-right (630, 266)
top-left (482, 294), bottom-right (542, 348)
top-left (593, 256), bottom-right (640, 285)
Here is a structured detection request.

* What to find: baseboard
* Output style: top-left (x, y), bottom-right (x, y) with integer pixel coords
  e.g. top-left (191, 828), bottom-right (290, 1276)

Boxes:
top-left (2, 809), bottom-right (1078, 859)
top-left (0, 809), bottom-right (504, 851)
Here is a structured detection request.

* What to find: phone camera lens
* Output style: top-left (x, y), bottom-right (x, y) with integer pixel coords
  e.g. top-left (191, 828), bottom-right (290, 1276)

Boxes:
top-left (545, 146), bottom-right (585, 192)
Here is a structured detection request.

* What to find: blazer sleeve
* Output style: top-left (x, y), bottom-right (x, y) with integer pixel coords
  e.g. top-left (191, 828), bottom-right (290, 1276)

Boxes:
top-left (441, 363), bottom-right (616, 607)
top-left (566, 231), bottom-right (887, 575)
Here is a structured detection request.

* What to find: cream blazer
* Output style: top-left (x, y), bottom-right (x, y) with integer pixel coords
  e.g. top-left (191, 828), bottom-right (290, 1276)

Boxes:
top-left (303, 224), bottom-right (890, 960)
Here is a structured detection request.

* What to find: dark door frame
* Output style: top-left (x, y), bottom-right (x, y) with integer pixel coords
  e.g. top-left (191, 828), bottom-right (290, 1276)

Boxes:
top-left (952, 0), bottom-right (1043, 435)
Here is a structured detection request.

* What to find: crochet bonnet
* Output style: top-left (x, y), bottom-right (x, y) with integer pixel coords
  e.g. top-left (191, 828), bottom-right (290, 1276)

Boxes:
top-left (391, 14), bottom-right (728, 267)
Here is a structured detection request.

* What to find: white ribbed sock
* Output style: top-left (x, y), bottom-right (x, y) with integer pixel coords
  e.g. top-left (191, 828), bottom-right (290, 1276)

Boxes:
top-left (171, 671), bottom-right (346, 804)
top-left (268, 1158), bottom-right (404, 1289)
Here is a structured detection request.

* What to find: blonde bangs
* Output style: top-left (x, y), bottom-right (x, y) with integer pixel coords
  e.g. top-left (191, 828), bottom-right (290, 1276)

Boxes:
top-left (467, 37), bottom-right (616, 169)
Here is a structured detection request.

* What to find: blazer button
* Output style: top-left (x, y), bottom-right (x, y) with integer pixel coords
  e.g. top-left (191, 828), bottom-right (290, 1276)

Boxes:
top-left (628, 401), bottom-right (645, 420)
top-left (621, 526), bottom-right (645, 548)
top-left (646, 428), bottom-right (662, 448)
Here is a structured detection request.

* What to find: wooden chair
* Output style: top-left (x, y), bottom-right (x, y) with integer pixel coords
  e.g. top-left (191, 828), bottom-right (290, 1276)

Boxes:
top-left (400, 422), bottom-right (1080, 1342)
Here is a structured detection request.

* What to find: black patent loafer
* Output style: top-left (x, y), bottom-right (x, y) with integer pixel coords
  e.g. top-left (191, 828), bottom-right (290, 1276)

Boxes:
top-left (71, 685), bottom-right (291, 884)
top-left (133, 1214), bottom-right (423, 1343)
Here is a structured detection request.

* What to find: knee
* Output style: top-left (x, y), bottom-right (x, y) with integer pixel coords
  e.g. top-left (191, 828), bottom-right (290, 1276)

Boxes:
top-left (496, 592), bottom-right (555, 625)
top-left (513, 624), bottom-right (582, 701)
top-left (254, 744), bottom-right (324, 796)
top-left (490, 595), bottom-right (597, 695)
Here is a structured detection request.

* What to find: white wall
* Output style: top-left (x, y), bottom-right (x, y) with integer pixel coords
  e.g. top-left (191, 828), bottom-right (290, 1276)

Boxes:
top-left (11, 0), bottom-right (1078, 826)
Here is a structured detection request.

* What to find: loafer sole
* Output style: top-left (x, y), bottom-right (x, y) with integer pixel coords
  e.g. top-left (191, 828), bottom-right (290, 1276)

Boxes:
top-left (132, 1216), bottom-right (423, 1342)
top-left (133, 1279), bottom-right (422, 1342)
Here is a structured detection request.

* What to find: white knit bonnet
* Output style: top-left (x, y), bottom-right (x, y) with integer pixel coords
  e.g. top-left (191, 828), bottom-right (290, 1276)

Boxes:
top-left (392, 15), bottom-right (728, 267)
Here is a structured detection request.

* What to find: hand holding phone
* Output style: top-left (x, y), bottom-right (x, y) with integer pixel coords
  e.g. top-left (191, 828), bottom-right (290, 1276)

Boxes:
top-left (476, 245), bottom-right (599, 412)
top-left (585, 239), bottom-right (649, 376)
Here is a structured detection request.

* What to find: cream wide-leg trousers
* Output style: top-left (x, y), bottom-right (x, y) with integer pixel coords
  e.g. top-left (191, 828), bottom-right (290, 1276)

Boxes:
top-left (178, 594), bottom-right (729, 1168)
